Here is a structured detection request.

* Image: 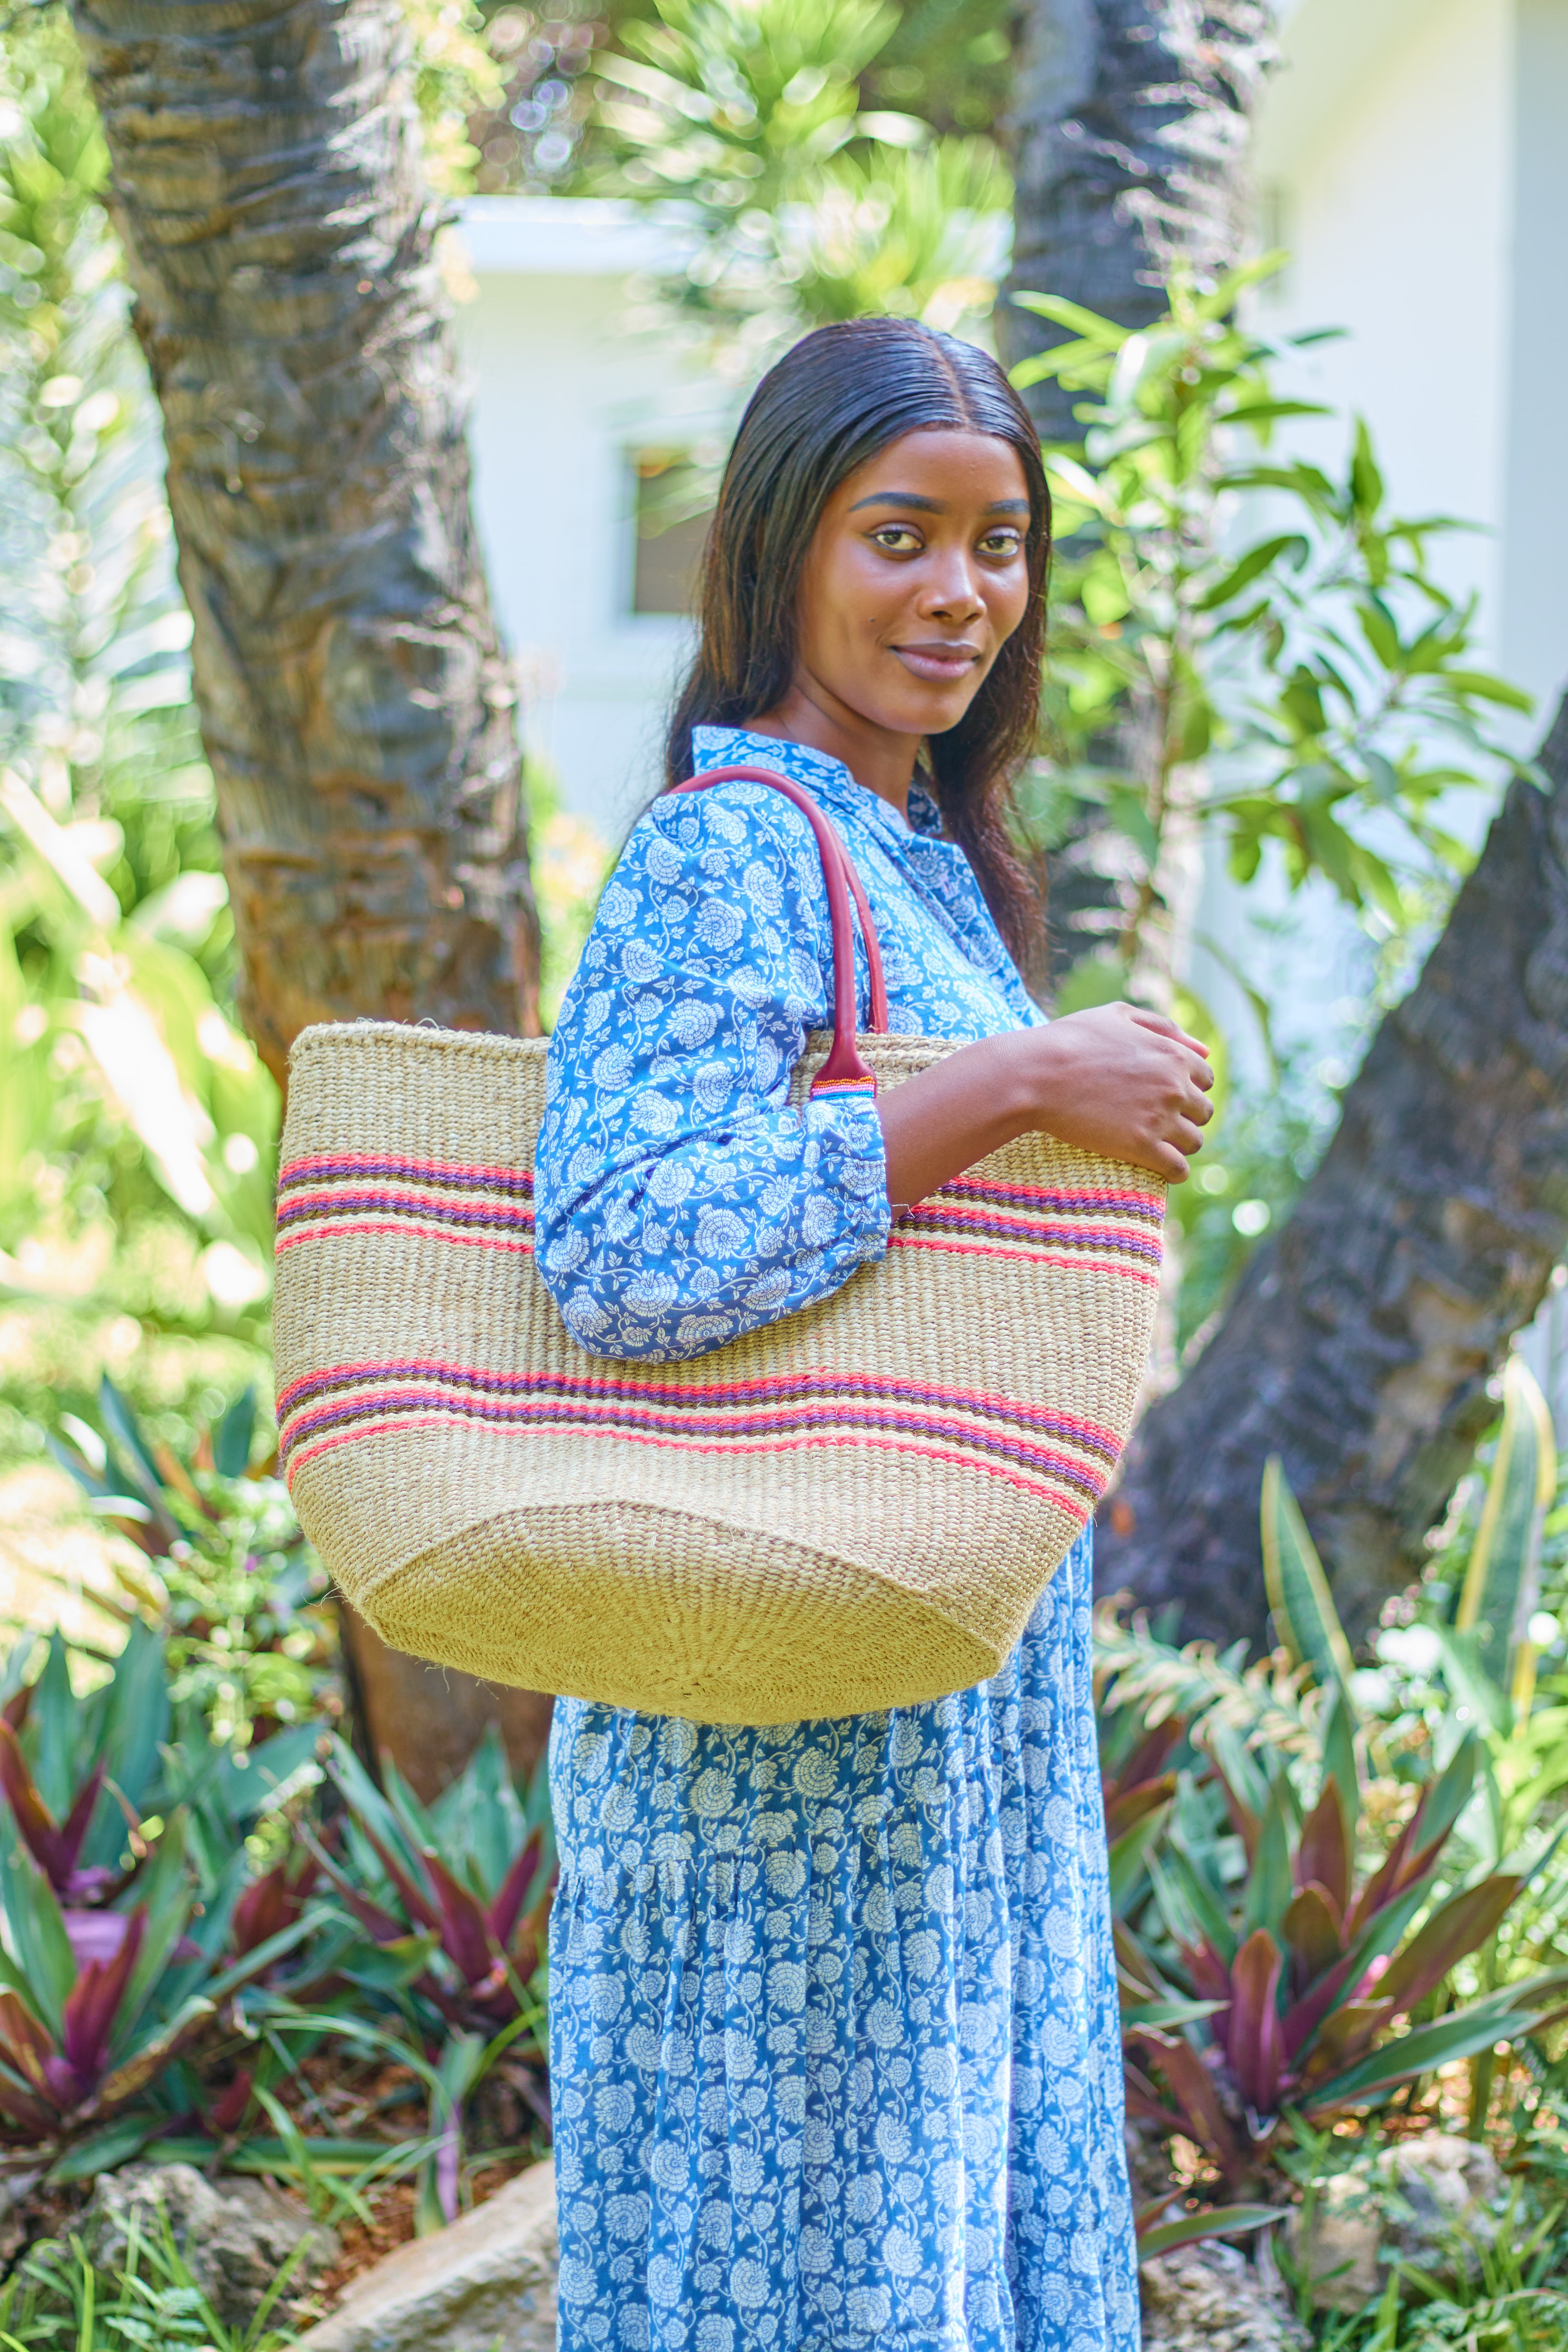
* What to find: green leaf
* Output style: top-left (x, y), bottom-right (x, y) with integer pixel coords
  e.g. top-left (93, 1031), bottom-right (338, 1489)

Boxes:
top-left (1304, 1996), bottom-right (1546, 2111)
top-left (30, 1634), bottom-right (76, 1824)
top-left (1122, 1998), bottom-right (1228, 2029)
top-left (218, 1723), bottom-right (323, 1823)
top-left (1194, 535), bottom-right (1307, 612)
top-left (1009, 291), bottom-right (1130, 343)
top-left (1356, 595), bottom-right (1402, 670)
top-left (1456, 1355), bottom-right (1556, 1685)
top-left (116, 1825), bottom-right (199, 2045)
top-left (1412, 1731), bottom-right (1480, 1854)
top-left (1440, 668), bottom-right (1535, 712)
top-left (1158, 1840), bottom-right (1238, 1969)
top-left (336, 1930), bottom-right (444, 1992)
top-left (1138, 2203), bottom-right (1278, 2261)
top-left (1261, 1457), bottom-right (1356, 1703)
top-left (96, 1376), bottom-right (169, 1516)
top-left (211, 1387), bottom-right (256, 1479)
top-left (45, 2113), bottom-right (166, 2183)
top-left (1243, 1777), bottom-right (1294, 1939)
top-left (1432, 1628), bottom-right (1512, 1740)
top-left (1350, 418), bottom-right (1385, 518)
top-left (89, 1620), bottom-right (171, 1846)
top-left (0, 1829), bottom-right (76, 2035)
top-left (1109, 1801), bottom-right (1172, 1912)
top-left (1326, 1684), bottom-right (1363, 1825)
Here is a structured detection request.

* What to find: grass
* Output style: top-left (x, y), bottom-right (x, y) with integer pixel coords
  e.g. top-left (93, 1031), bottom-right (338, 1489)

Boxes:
top-left (0, 2205), bottom-right (314, 2351)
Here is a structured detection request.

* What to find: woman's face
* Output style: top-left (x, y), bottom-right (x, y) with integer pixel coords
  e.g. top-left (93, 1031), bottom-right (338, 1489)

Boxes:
top-left (791, 427), bottom-right (1034, 745)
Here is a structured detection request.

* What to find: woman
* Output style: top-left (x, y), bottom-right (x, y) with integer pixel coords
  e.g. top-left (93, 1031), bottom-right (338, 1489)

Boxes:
top-left (536, 317), bottom-right (1212, 2352)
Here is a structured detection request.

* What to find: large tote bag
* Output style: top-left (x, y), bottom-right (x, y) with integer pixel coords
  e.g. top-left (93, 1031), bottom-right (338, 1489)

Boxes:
top-left (272, 765), bottom-right (1165, 1724)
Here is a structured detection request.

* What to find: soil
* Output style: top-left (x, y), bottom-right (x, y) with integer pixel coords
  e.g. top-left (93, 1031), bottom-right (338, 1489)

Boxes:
top-left (312, 2156), bottom-right (539, 2308)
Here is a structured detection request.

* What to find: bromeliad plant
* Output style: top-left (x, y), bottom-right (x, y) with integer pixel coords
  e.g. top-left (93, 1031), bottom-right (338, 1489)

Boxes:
top-left (309, 1732), bottom-right (555, 2110)
top-left (1100, 1436), bottom-right (1568, 2195)
top-left (0, 1584), bottom-right (329, 2164)
top-left (0, 1610), bottom-right (324, 1938)
top-left (0, 1800), bottom-right (316, 2169)
top-left (1114, 1708), bottom-right (1561, 2191)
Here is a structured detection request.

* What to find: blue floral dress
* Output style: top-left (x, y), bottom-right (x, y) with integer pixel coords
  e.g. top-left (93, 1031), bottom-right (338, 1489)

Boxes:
top-left (535, 728), bottom-right (1138, 2352)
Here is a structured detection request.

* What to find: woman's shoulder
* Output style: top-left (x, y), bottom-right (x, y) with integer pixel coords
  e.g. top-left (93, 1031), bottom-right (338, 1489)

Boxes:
top-left (615, 774), bottom-right (826, 897)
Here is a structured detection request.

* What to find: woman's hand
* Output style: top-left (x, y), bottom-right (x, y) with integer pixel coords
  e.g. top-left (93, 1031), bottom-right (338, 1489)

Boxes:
top-left (1008, 1003), bottom-right (1214, 1181)
top-left (877, 1003), bottom-right (1213, 1212)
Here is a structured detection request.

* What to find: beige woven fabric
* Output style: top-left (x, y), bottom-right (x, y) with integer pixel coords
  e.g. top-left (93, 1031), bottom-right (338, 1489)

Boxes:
top-left (272, 1021), bottom-right (1164, 1723)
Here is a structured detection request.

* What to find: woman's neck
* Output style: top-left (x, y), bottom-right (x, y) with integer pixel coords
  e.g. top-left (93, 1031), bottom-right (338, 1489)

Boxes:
top-left (745, 684), bottom-right (918, 821)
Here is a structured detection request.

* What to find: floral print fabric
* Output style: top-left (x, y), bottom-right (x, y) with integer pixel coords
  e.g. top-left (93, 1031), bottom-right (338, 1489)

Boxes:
top-left (535, 727), bottom-right (1038, 1361)
top-left (541, 728), bottom-right (1138, 2350)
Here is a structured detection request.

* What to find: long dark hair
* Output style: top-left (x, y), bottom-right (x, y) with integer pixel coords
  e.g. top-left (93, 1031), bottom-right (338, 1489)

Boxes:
top-left (664, 317), bottom-right (1051, 969)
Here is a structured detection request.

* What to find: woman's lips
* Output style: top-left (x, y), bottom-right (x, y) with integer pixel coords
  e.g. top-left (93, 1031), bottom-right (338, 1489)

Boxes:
top-left (891, 643), bottom-right (982, 683)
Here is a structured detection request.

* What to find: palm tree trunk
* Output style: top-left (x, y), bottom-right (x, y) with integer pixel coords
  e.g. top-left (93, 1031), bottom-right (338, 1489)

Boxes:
top-left (998, 0), bottom-right (1280, 445)
top-left (1098, 696), bottom-right (1568, 1648)
top-left (68, 0), bottom-right (540, 1084)
top-left (70, 0), bottom-right (548, 1788)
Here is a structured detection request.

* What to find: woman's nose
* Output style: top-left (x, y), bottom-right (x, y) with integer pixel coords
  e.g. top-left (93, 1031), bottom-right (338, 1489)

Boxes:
top-left (917, 552), bottom-right (984, 622)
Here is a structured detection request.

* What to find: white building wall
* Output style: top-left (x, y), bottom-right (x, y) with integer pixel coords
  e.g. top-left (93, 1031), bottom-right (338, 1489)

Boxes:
top-left (454, 202), bottom-right (719, 842)
top-left (1501, 0), bottom-right (1568, 719)
top-left (1192, 0), bottom-right (1553, 1094)
top-left (1255, 0), bottom-right (1561, 716)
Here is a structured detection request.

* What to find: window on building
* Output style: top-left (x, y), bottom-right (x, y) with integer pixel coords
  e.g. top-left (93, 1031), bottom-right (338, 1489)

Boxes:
top-left (629, 451), bottom-right (713, 615)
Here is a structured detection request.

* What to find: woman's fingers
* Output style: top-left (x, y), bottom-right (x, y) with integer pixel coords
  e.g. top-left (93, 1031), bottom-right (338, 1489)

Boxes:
top-left (1130, 1005), bottom-right (1211, 1060)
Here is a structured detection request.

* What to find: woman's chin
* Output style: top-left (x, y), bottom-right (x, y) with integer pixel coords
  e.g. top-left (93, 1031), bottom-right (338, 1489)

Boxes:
top-left (853, 677), bottom-right (981, 741)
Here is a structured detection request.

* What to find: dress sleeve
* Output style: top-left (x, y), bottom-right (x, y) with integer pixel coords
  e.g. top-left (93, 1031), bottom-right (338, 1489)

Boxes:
top-left (534, 784), bottom-right (890, 1362)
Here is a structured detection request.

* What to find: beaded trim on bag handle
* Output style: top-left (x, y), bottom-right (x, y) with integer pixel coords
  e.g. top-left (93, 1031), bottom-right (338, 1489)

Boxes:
top-left (669, 764), bottom-right (889, 1095)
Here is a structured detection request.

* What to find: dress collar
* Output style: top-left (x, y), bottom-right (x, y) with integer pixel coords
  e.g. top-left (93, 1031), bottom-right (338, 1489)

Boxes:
top-left (690, 726), bottom-right (946, 847)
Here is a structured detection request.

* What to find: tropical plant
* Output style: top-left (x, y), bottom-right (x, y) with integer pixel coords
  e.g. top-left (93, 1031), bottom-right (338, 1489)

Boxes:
top-left (0, 1577), bottom-right (336, 2163)
top-left (590, 0), bottom-right (1010, 349)
top-left (0, 1608), bottom-right (325, 1918)
top-left (0, 15), bottom-right (278, 1321)
top-left (1010, 266), bottom-right (1533, 1009)
top-left (1101, 703), bottom-right (1568, 1652)
top-left (1114, 1713), bottom-right (1562, 2194)
top-left (1100, 1445), bottom-right (1568, 2198)
top-left (309, 1733), bottom-right (555, 2080)
top-left (0, 1793), bottom-right (315, 2170)
top-left (42, 1376), bottom-right (339, 1752)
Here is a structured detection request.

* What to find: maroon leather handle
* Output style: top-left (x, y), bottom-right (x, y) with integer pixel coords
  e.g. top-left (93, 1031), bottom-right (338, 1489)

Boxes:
top-left (669, 764), bottom-right (889, 1094)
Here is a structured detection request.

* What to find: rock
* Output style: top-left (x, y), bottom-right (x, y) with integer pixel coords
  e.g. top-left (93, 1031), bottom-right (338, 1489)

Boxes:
top-left (1376, 2132), bottom-right (1501, 2266)
top-left (1141, 2238), bottom-right (1308, 2350)
top-left (75, 2161), bottom-right (338, 2330)
top-left (1284, 2172), bottom-right (1383, 2312)
top-left (1286, 2132), bottom-right (1506, 2310)
top-left (0, 2170), bottom-right (41, 2266)
top-left (296, 2159), bottom-right (557, 2352)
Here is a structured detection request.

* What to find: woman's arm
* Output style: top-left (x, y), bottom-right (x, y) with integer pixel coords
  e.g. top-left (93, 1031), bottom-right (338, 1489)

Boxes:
top-left (878, 1001), bottom-right (1213, 1212)
top-left (535, 788), bottom-right (890, 1361)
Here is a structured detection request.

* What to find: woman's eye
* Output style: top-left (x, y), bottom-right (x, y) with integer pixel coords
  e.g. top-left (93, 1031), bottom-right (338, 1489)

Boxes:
top-left (869, 526), bottom-right (924, 553)
top-left (978, 530), bottom-right (1024, 559)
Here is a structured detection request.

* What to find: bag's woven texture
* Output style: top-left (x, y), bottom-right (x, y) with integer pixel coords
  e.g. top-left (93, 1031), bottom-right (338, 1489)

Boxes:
top-left (273, 1019), bottom-right (1164, 1723)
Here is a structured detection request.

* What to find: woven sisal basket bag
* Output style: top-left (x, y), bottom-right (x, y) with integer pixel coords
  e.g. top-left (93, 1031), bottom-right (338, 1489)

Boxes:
top-left (272, 766), bottom-right (1165, 1724)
